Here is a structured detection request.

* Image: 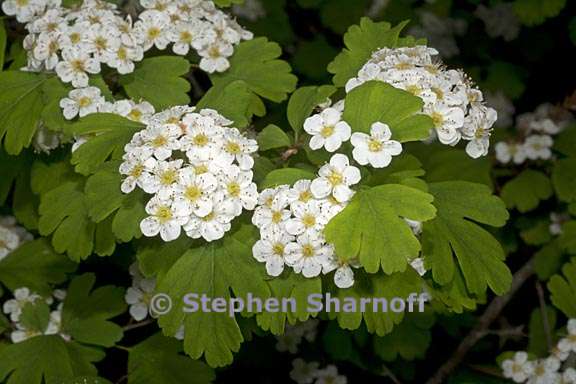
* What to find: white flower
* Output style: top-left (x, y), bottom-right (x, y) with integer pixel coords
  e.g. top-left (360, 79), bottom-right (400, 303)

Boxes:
top-left (86, 23), bottom-right (121, 62)
top-left (33, 33), bottom-right (61, 70)
top-left (2, 0), bottom-right (42, 23)
top-left (198, 41), bottom-right (233, 73)
top-left (549, 212), bottom-right (569, 236)
top-left (107, 44), bottom-right (143, 74)
top-left (59, 87), bottom-right (105, 120)
top-left (285, 233), bottom-right (332, 278)
top-left (55, 47), bottom-right (101, 88)
top-left (562, 368), bottom-right (576, 384)
top-left (141, 124), bottom-right (181, 161)
top-left (252, 229), bottom-right (294, 277)
top-left (170, 20), bottom-right (205, 55)
top-left (501, 351), bottom-right (534, 383)
top-left (495, 141), bottom-right (527, 164)
top-left (0, 227), bottom-right (20, 260)
top-left (290, 358), bottom-right (320, 384)
top-left (410, 257), bottom-right (426, 276)
top-left (125, 277), bottom-right (156, 321)
top-left (527, 357), bottom-right (560, 384)
top-left (183, 192), bottom-right (237, 241)
top-left (557, 319), bottom-right (576, 355)
top-left (351, 122), bottom-right (402, 168)
top-left (303, 107), bottom-right (351, 152)
top-left (285, 200), bottom-right (328, 237)
top-left (218, 165), bottom-right (258, 215)
top-left (113, 100), bottom-right (156, 123)
top-left (427, 103), bottom-right (464, 145)
top-left (133, 10), bottom-right (171, 50)
top-left (141, 159), bottom-right (183, 199)
top-left (315, 365), bottom-right (347, 384)
top-left (287, 179), bottom-right (314, 205)
top-left (252, 187), bottom-right (292, 233)
top-left (11, 323), bottom-right (42, 343)
top-left (524, 135), bottom-right (553, 160)
top-left (310, 154), bottom-right (361, 203)
top-left (119, 149), bottom-right (154, 193)
top-left (140, 196), bottom-right (188, 241)
top-left (219, 128), bottom-right (258, 170)
top-left (172, 167), bottom-right (218, 217)
top-left (322, 256), bottom-right (359, 289)
top-left (2, 288), bottom-right (42, 322)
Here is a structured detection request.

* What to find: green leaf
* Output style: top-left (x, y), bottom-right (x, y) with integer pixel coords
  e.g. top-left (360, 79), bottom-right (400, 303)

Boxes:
top-left (137, 237), bottom-right (195, 281)
top-left (365, 154), bottom-right (425, 186)
top-left (0, 335), bottom-right (104, 384)
top-left (423, 148), bottom-right (493, 189)
top-left (119, 56), bottom-right (191, 110)
top-left (260, 168), bottom-right (316, 188)
top-left (558, 221), bottom-right (576, 254)
top-left (501, 170), bottom-right (552, 212)
top-left (197, 80), bottom-right (265, 128)
top-left (65, 113), bottom-right (145, 175)
top-left (287, 85), bottom-right (337, 134)
top-left (325, 184), bottom-right (436, 273)
top-left (422, 181), bottom-right (511, 295)
top-left (62, 377), bottom-right (112, 384)
top-left (342, 81), bottom-right (433, 142)
top-left (157, 225), bottom-right (270, 367)
top-left (329, 269), bottom-right (426, 335)
top-left (62, 273), bottom-right (126, 347)
top-left (256, 272), bottom-right (322, 334)
top-left (520, 221), bottom-right (552, 246)
top-left (84, 162), bottom-right (146, 242)
top-left (0, 20), bottom-right (6, 70)
top-left (483, 62), bottom-right (526, 100)
top-left (213, 0), bottom-right (243, 6)
top-left (554, 125), bottom-right (576, 157)
top-left (513, 0), bottom-right (566, 26)
top-left (548, 258), bottom-right (576, 317)
top-left (534, 240), bottom-right (564, 280)
top-left (373, 312), bottom-right (435, 361)
top-left (292, 36), bottom-right (339, 80)
top-left (320, 0), bottom-right (370, 34)
top-left (552, 158), bottom-right (576, 203)
top-left (128, 333), bottom-right (215, 384)
top-left (20, 300), bottom-right (51, 333)
top-left (210, 38), bottom-right (297, 103)
top-left (327, 19), bottom-right (408, 87)
top-left (257, 124), bottom-right (292, 151)
top-left (0, 239), bottom-right (76, 295)
top-left (0, 71), bottom-right (46, 154)
top-left (527, 306), bottom-right (557, 357)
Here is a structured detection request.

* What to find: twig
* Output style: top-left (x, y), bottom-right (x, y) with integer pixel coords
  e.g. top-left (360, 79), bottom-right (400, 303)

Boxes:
top-left (426, 258), bottom-right (535, 384)
top-left (123, 318), bottom-right (155, 332)
top-left (381, 364), bottom-right (403, 384)
top-left (535, 281), bottom-right (553, 350)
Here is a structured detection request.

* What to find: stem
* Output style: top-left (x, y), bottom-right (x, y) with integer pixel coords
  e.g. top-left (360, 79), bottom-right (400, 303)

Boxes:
top-left (535, 281), bottom-right (553, 351)
top-left (426, 258), bottom-right (535, 384)
top-left (123, 318), bottom-right (155, 332)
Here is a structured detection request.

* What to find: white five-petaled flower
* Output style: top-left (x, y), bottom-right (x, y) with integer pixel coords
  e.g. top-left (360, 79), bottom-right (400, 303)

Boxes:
top-left (285, 233), bottom-right (332, 278)
top-left (252, 229), bottom-right (294, 277)
top-left (303, 107), bottom-right (351, 152)
top-left (140, 196), bottom-right (188, 241)
top-left (310, 154), bottom-right (361, 203)
top-left (315, 365), bottom-right (347, 384)
top-left (172, 167), bottom-right (218, 218)
top-left (198, 41), bottom-right (233, 73)
top-left (524, 135), bottom-right (553, 160)
top-left (285, 200), bottom-right (328, 237)
top-left (2, 288), bottom-right (43, 322)
top-left (218, 165), bottom-right (258, 215)
top-left (351, 122), bottom-right (402, 168)
top-left (494, 141), bottom-right (527, 164)
top-left (322, 255), bottom-right (360, 289)
top-left (501, 351), bottom-right (534, 383)
top-left (252, 187), bottom-right (292, 233)
top-left (59, 86), bottom-right (105, 120)
top-left (55, 47), bottom-right (101, 87)
top-left (557, 319), bottom-right (576, 355)
top-left (183, 192), bottom-right (237, 241)
top-left (125, 277), bottom-right (156, 321)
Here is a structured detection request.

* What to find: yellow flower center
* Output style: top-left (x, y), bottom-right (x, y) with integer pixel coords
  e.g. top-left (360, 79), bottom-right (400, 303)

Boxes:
top-left (155, 206), bottom-right (173, 223)
top-left (272, 243), bottom-right (285, 256)
top-left (47, 22), bottom-right (58, 32)
top-left (227, 182), bottom-right (241, 197)
top-left (299, 190), bottom-right (312, 202)
top-left (71, 59), bottom-right (85, 72)
top-left (152, 135), bottom-right (167, 147)
top-left (395, 62), bottom-right (412, 70)
top-left (302, 244), bottom-right (314, 257)
top-left (327, 171), bottom-right (343, 186)
top-left (431, 87), bottom-right (444, 100)
top-left (320, 125), bottom-right (335, 138)
top-left (302, 214), bottom-right (316, 228)
top-left (271, 210), bottom-right (282, 223)
top-left (185, 185), bottom-right (202, 201)
top-left (128, 109), bottom-right (143, 121)
top-left (225, 141), bottom-right (241, 154)
top-left (209, 46), bottom-right (221, 58)
top-left (129, 164), bottom-right (144, 178)
top-left (117, 46), bottom-right (127, 60)
top-left (368, 139), bottom-right (383, 152)
top-left (16, 0), bottom-right (29, 6)
top-left (180, 31), bottom-right (193, 43)
top-left (147, 27), bottom-right (161, 40)
top-left (70, 33), bottom-right (81, 44)
top-left (192, 134), bottom-right (209, 146)
top-left (202, 211), bottom-right (216, 222)
top-left (160, 169), bottom-right (178, 185)
top-left (431, 112), bottom-right (444, 128)
top-left (406, 84), bottom-right (421, 96)
top-left (194, 164), bottom-right (208, 174)
top-left (94, 37), bottom-right (107, 50)
top-left (78, 96), bottom-right (92, 108)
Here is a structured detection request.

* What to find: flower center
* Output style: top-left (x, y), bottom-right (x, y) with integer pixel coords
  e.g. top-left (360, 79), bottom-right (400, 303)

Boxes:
top-left (185, 185), bottom-right (202, 201)
top-left (320, 125), bottom-right (335, 138)
top-left (117, 46), bottom-right (127, 60)
top-left (302, 244), bottom-right (314, 257)
top-left (194, 164), bottom-right (208, 174)
top-left (302, 214), bottom-right (316, 228)
top-left (192, 134), bottom-right (209, 146)
top-left (209, 46), bottom-right (221, 58)
top-left (202, 211), bottom-right (216, 222)
top-left (128, 109), bottom-right (143, 121)
top-left (151, 135), bottom-right (167, 147)
top-left (368, 139), bottom-right (383, 152)
top-left (225, 141), bottom-right (241, 154)
top-left (299, 190), bottom-right (312, 202)
top-left (327, 171), bottom-right (343, 186)
top-left (155, 206), bottom-right (173, 223)
top-left (227, 182), bottom-right (241, 197)
top-left (70, 32), bottom-right (81, 44)
top-left (71, 59), bottom-right (85, 72)
top-left (160, 169), bottom-right (178, 185)
top-left (129, 164), bottom-right (144, 178)
top-left (78, 96), bottom-right (92, 108)
top-left (271, 210), bottom-right (283, 223)
top-left (147, 27), bottom-right (161, 40)
top-left (406, 84), bottom-right (421, 96)
top-left (94, 37), bottom-right (107, 50)
top-left (16, 0), bottom-right (29, 6)
top-left (180, 31), bottom-right (193, 43)
top-left (431, 112), bottom-right (444, 128)
top-left (431, 87), bottom-right (444, 100)
top-left (272, 243), bottom-right (284, 256)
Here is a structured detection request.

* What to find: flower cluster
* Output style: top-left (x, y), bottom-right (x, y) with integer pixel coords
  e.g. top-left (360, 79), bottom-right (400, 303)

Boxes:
top-left (501, 318), bottom-right (576, 383)
top-left (2, 287), bottom-right (68, 343)
top-left (303, 100), bottom-right (403, 169)
top-left (275, 319), bottom-right (319, 354)
top-left (0, 216), bottom-right (33, 261)
top-left (252, 154), bottom-right (361, 288)
top-left (5, 0), bottom-right (252, 86)
top-left (290, 359), bottom-right (347, 384)
top-left (345, 45), bottom-right (498, 159)
top-left (495, 103), bottom-right (573, 165)
top-left (120, 107), bottom-right (258, 242)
